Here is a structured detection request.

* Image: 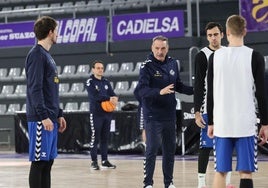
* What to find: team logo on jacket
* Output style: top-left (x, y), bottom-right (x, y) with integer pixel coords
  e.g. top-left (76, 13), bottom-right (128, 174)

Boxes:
top-left (154, 71), bottom-right (162, 77)
top-left (170, 69), bottom-right (175, 76)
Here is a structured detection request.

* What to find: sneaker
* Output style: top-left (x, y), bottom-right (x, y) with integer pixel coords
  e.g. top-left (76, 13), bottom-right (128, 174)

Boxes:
top-left (145, 186), bottom-right (153, 188)
top-left (226, 184), bottom-right (235, 188)
top-left (101, 160), bottom-right (116, 169)
top-left (168, 183), bottom-right (176, 188)
top-left (91, 161), bottom-right (99, 170)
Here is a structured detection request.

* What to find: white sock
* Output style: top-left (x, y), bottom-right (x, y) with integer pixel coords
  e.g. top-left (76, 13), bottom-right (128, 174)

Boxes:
top-left (226, 171), bottom-right (232, 185)
top-left (198, 173), bottom-right (206, 188)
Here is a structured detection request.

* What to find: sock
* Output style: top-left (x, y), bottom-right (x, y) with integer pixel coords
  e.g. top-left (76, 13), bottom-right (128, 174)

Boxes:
top-left (240, 178), bottom-right (253, 188)
top-left (198, 173), bottom-right (206, 187)
top-left (226, 171), bottom-right (232, 185)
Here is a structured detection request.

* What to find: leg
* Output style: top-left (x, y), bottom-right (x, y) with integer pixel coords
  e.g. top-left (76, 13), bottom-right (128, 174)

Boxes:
top-left (212, 172), bottom-right (227, 188)
top-left (198, 147), bottom-right (211, 187)
top-left (226, 171), bottom-right (233, 187)
top-left (100, 117), bottom-right (110, 161)
top-left (198, 114), bottom-right (213, 188)
top-left (236, 136), bottom-right (256, 188)
top-left (143, 120), bottom-right (161, 187)
top-left (198, 148), bottom-right (211, 173)
top-left (89, 114), bottom-right (102, 162)
top-left (239, 171), bottom-right (253, 188)
top-left (213, 137), bottom-right (234, 188)
top-left (41, 160), bottom-right (54, 188)
top-left (162, 120), bottom-right (176, 188)
top-left (29, 161), bottom-right (45, 188)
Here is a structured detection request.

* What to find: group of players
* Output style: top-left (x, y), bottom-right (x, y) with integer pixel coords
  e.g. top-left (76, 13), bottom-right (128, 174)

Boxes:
top-left (25, 14), bottom-right (268, 188)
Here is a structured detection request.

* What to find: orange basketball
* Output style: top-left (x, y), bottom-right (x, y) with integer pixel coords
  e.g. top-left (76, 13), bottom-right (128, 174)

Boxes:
top-left (101, 101), bottom-right (116, 112)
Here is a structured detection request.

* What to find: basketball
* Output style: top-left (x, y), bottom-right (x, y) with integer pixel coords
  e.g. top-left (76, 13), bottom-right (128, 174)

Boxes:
top-left (101, 101), bottom-right (116, 112)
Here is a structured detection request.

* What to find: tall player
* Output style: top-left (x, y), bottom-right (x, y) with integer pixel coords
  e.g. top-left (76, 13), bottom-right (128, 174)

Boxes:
top-left (26, 16), bottom-right (67, 188)
top-left (207, 15), bottom-right (268, 188)
top-left (194, 22), bottom-right (233, 188)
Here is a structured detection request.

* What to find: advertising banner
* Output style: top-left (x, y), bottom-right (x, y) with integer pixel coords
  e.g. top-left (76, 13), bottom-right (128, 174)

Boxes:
top-left (112, 10), bottom-right (184, 41)
top-left (240, 0), bottom-right (268, 32)
top-left (0, 17), bottom-right (107, 48)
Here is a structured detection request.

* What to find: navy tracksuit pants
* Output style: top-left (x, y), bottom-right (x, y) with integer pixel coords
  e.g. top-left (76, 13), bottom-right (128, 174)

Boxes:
top-left (143, 119), bottom-right (176, 188)
top-left (89, 113), bottom-right (112, 162)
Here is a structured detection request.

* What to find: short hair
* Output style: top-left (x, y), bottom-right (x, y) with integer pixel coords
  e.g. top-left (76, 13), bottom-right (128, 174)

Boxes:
top-left (152, 35), bottom-right (169, 45)
top-left (34, 16), bottom-right (57, 41)
top-left (205, 22), bottom-right (224, 33)
top-left (92, 60), bottom-right (104, 68)
top-left (226, 15), bottom-right (247, 36)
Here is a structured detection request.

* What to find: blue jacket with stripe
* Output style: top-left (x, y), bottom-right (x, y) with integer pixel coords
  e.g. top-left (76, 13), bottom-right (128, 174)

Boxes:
top-left (137, 53), bottom-right (193, 121)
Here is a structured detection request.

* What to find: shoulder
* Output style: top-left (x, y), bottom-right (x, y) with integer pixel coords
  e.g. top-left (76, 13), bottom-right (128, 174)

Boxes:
top-left (28, 45), bottom-right (43, 58)
top-left (86, 76), bottom-right (94, 85)
top-left (167, 56), bottom-right (176, 62)
top-left (103, 77), bottom-right (111, 83)
top-left (140, 59), bottom-right (152, 69)
top-left (195, 50), bottom-right (207, 60)
top-left (86, 78), bottom-right (93, 85)
top-left (214, 46), bottom-right (227, 55)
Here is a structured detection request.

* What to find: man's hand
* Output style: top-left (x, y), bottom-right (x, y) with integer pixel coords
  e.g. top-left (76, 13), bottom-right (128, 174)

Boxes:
top-left (160, 84), bottom-right (174, 95)
top-left (58, 117), bottom-right (67, 133)
top-left (195, 112), bottom-right (206, 128)
top-left (207, 125), bottom-right (214, 138)
top-left (258, 125), bottom-right (268, 145)
top-left (42, 118), bottom-right (54, 131)
top-left (110, 96), bottom-right (118, 106)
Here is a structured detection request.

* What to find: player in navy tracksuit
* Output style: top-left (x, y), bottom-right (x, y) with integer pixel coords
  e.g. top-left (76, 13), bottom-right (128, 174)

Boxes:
top-left (137, 35), bottom-right (193, 188)
top-left (26, 16), bottom-right (66, 188)
top-left (85, 60), bottom-right (118, 170)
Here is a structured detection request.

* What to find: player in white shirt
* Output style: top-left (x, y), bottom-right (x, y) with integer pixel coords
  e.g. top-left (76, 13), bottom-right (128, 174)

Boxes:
top-left (207, 15), bottom-right (268, 188)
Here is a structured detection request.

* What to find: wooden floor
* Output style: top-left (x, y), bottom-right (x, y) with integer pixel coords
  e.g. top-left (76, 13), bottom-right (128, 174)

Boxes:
top-left (0, 149), bottom-right (268, 188)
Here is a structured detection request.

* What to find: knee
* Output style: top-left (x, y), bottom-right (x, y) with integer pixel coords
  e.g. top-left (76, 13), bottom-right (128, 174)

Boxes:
top-left (239, 171), bottom-right (252, 179)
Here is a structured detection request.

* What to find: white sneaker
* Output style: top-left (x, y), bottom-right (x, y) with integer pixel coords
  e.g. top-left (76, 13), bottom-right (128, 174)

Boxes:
top-left (145, 186), bottom-right (153, 188)
top-left (168, 184), bottom-right (176, 188)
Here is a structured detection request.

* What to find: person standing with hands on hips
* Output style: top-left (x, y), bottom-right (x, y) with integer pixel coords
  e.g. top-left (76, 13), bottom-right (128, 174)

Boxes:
top-left (86, 60), bottom-right (118, 170)
top-left (25, 16), bottom-right (67, 188)
top-left (207, 15), bottom-right (268, 188)
top-left (194, 22), bottom-right (233, 188)
top-left (137, 35), bottom-right (193, 188)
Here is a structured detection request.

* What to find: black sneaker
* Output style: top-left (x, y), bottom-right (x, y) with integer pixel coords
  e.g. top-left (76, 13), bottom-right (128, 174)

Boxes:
top-left (101, 160), bottom-right (116, 169)
top-left (91, 161), bottom-right (100, 170)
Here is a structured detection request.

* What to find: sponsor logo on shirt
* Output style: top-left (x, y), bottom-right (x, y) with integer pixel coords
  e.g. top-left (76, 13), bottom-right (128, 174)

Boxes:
top-left (154, 71), bottom-right (162, 77)
top-left (54, 76), bottom-right (59, 83)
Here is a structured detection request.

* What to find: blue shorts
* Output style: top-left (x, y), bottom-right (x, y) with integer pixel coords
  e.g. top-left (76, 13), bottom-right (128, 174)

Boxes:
top-left (200, 114), bottom-right (213, 148)
top-left (28, 121), bottom-right (58, 161)
top-left (214, 136), bottom-right (257, 172)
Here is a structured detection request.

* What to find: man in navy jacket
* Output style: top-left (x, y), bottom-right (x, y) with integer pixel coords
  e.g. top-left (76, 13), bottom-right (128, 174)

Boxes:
top-left (137, 35), bottom-right (193, 188)
top-left (85, 60), bottom-right (118, 170)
